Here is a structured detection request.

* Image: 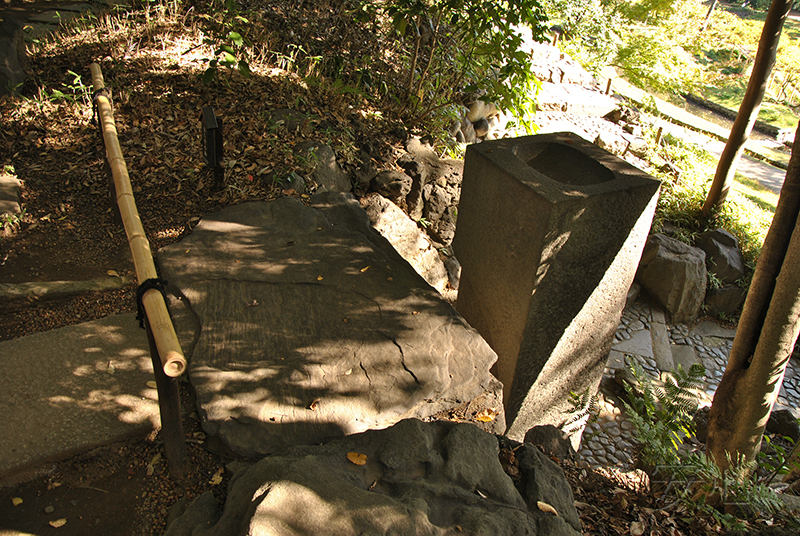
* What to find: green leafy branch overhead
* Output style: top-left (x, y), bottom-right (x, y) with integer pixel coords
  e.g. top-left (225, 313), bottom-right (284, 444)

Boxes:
top-left (385, 0), bottom-right (549, 132)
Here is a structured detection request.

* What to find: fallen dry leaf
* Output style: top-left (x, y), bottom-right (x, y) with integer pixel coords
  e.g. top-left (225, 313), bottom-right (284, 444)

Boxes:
top-left (107, 269), bottom-right (119, 277)
top-left (360, 265), bottom-right (370, 272)
top-left (49, 518), bottom-right (67, 528)
top-left (347, 452), bottom-right (367, 466)
top-left (317, 275), bottom-right (323, 281)
top-left (630, 521), bottom-right (645, 535)
top-left (537, 501), bottom-right (559, 516)
top-left (475, 409), bottom-right (496, 422)
top-left (209, 467), bottom-right (224, 485)
top-left (146, 452), bottom-right (161, 476)
top-left (12, 497), bottom-right (22, 506)
top-left (146, 380), bottom-right (157, 389)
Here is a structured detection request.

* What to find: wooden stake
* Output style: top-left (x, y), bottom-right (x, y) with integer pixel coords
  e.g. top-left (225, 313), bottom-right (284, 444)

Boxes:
top-left (90, 63), bottom-right (186, 378)
top-left (146, 317), bottom-right (187, 479)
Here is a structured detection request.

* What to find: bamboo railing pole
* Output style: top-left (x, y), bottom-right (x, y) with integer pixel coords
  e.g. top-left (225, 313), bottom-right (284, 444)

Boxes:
top-left (90, 63), bottom-right (187, 378)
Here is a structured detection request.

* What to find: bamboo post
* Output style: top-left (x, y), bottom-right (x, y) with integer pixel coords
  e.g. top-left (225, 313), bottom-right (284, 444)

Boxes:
top-left (145, 317), bottom-right (187, 478)
top-left (90, 63), bottom-right (188, 478)
top-left (90, 63), bottom-right (186, 378)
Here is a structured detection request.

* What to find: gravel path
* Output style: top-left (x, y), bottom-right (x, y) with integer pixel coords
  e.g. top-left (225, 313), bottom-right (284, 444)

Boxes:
top-left (579, 298), bottom-right (800, 469)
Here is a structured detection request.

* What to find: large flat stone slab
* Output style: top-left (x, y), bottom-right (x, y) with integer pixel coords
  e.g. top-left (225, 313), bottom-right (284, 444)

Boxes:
top-left (157, 193), bottom-right (501, 457)
top-left (0, 313), bottom-right (159, 483)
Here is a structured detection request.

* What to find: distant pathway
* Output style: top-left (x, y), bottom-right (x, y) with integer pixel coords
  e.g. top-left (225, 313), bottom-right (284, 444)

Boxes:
top-left (656, 120), bottom-right (787, 193)
top-left (601, 67), bottom-right (790, 194)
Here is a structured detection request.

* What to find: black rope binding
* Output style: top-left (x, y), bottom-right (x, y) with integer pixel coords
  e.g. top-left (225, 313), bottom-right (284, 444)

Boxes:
top-left (91, 87), bottom-right (113, 127)
top-left (136, 278), bottom-right (169, 329)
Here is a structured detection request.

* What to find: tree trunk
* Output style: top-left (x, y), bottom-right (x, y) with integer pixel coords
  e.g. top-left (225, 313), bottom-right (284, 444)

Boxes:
top-left (701, 0), bottom-right (719, 32)
top-left (701, 0), bottom-right (793, 216)
top-left (707, 121), bottom-right (800, 471)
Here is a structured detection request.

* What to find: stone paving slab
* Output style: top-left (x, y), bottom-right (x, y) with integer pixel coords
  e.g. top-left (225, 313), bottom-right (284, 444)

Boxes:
top-left (0, 173), bottom-right (21, 217)
top-left (0, 313), bottom-right (160, 484)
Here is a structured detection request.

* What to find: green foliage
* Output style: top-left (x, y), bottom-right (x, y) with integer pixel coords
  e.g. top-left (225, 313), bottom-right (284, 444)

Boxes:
top-left (707, 271), bottom-right (724, 290)
top-left (620, 359), bottom-right (789, 529)
top-left (621, 359), bottom-right (704, 468)
top-left (759, 435), bottom-right (800, 485)
top-left (542, 0), bottom-right (621, 76)
top-left (199, 12), bottom-right (253, 83)
top-left (385, 0), bottom-right (549, 132)
top-left (1, 207), bottom-right (26, 236)
top-left (563, 387), bottom-right (599, 436)
top-left (38, 70), bottom-right (92, 107)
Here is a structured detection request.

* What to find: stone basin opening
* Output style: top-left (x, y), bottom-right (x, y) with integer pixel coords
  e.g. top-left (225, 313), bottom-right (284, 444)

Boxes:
top-left (515, 142), bottom-right (615, 186)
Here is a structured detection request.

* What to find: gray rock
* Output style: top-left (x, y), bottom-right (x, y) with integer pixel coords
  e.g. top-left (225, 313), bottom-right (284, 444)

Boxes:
top-left (473, 118), bottom-right (490, 138)
top-left (704, 285), bottom-right (746, 318)
top-left (444, 256), bottom-right (461, 291)
top-left (692, 320), bottom-right (737, 339)
top-left (696, 229), bottom-right (746, 285)
top-left (295, 140), bottom-right (352, 193)
top-left (360, 192), bottom-right (449, 294)
top-left (671, 344), bottom-right (699, 371)
top-left (467, 100), bottom-right (497, 123)
top-left (157, 194), bottom-right (502, 457)
top-left (766, 409), bottom-right (800, 442)
top-left (622, 133), bottom-right (648, 158)
top-left (352, 151), bottom-right (378, 191)
top-left (371, 170), bottom-right (412, 202)
top-left (265, 108), bottom-right (309, 133)
top-left (593, 131), bottom-right (628, 156)
top-left (693, 406), bottom-right (710, 443)
top-left (523, 425), bottom-right (575, 460)
top-left (397, 153), bottom-right (429, 219)
top-left (515, 441), bottom-right (582, 533)
top-left (166, 420), bottom-right (581, 536)
top-left (636, 234), bottom-right (707, 324)
top-left (273, 171), bottom-right (306, 194)
top-left (398, 138), bottom-right (463, 224)
top-left (460, 117), bottom-right (477, 144)
top-left (0, 17), bottom-right (30, 94)
top-left (164, 491), bottom-right (218, 536)
top-left (0, 172), bottom-right (21, 217)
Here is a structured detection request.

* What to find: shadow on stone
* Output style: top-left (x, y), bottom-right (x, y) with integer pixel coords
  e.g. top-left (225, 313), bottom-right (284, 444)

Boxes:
top-left (157, 193), bottom-right (502, 458)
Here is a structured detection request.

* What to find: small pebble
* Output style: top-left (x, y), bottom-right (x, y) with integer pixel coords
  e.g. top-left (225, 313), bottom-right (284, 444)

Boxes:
top-left (614, 451), bottom-right (629, 464)
top-left (629, 320), bottom-right (645, 331)
top-left (44, 505), bottom-right (55, 514)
